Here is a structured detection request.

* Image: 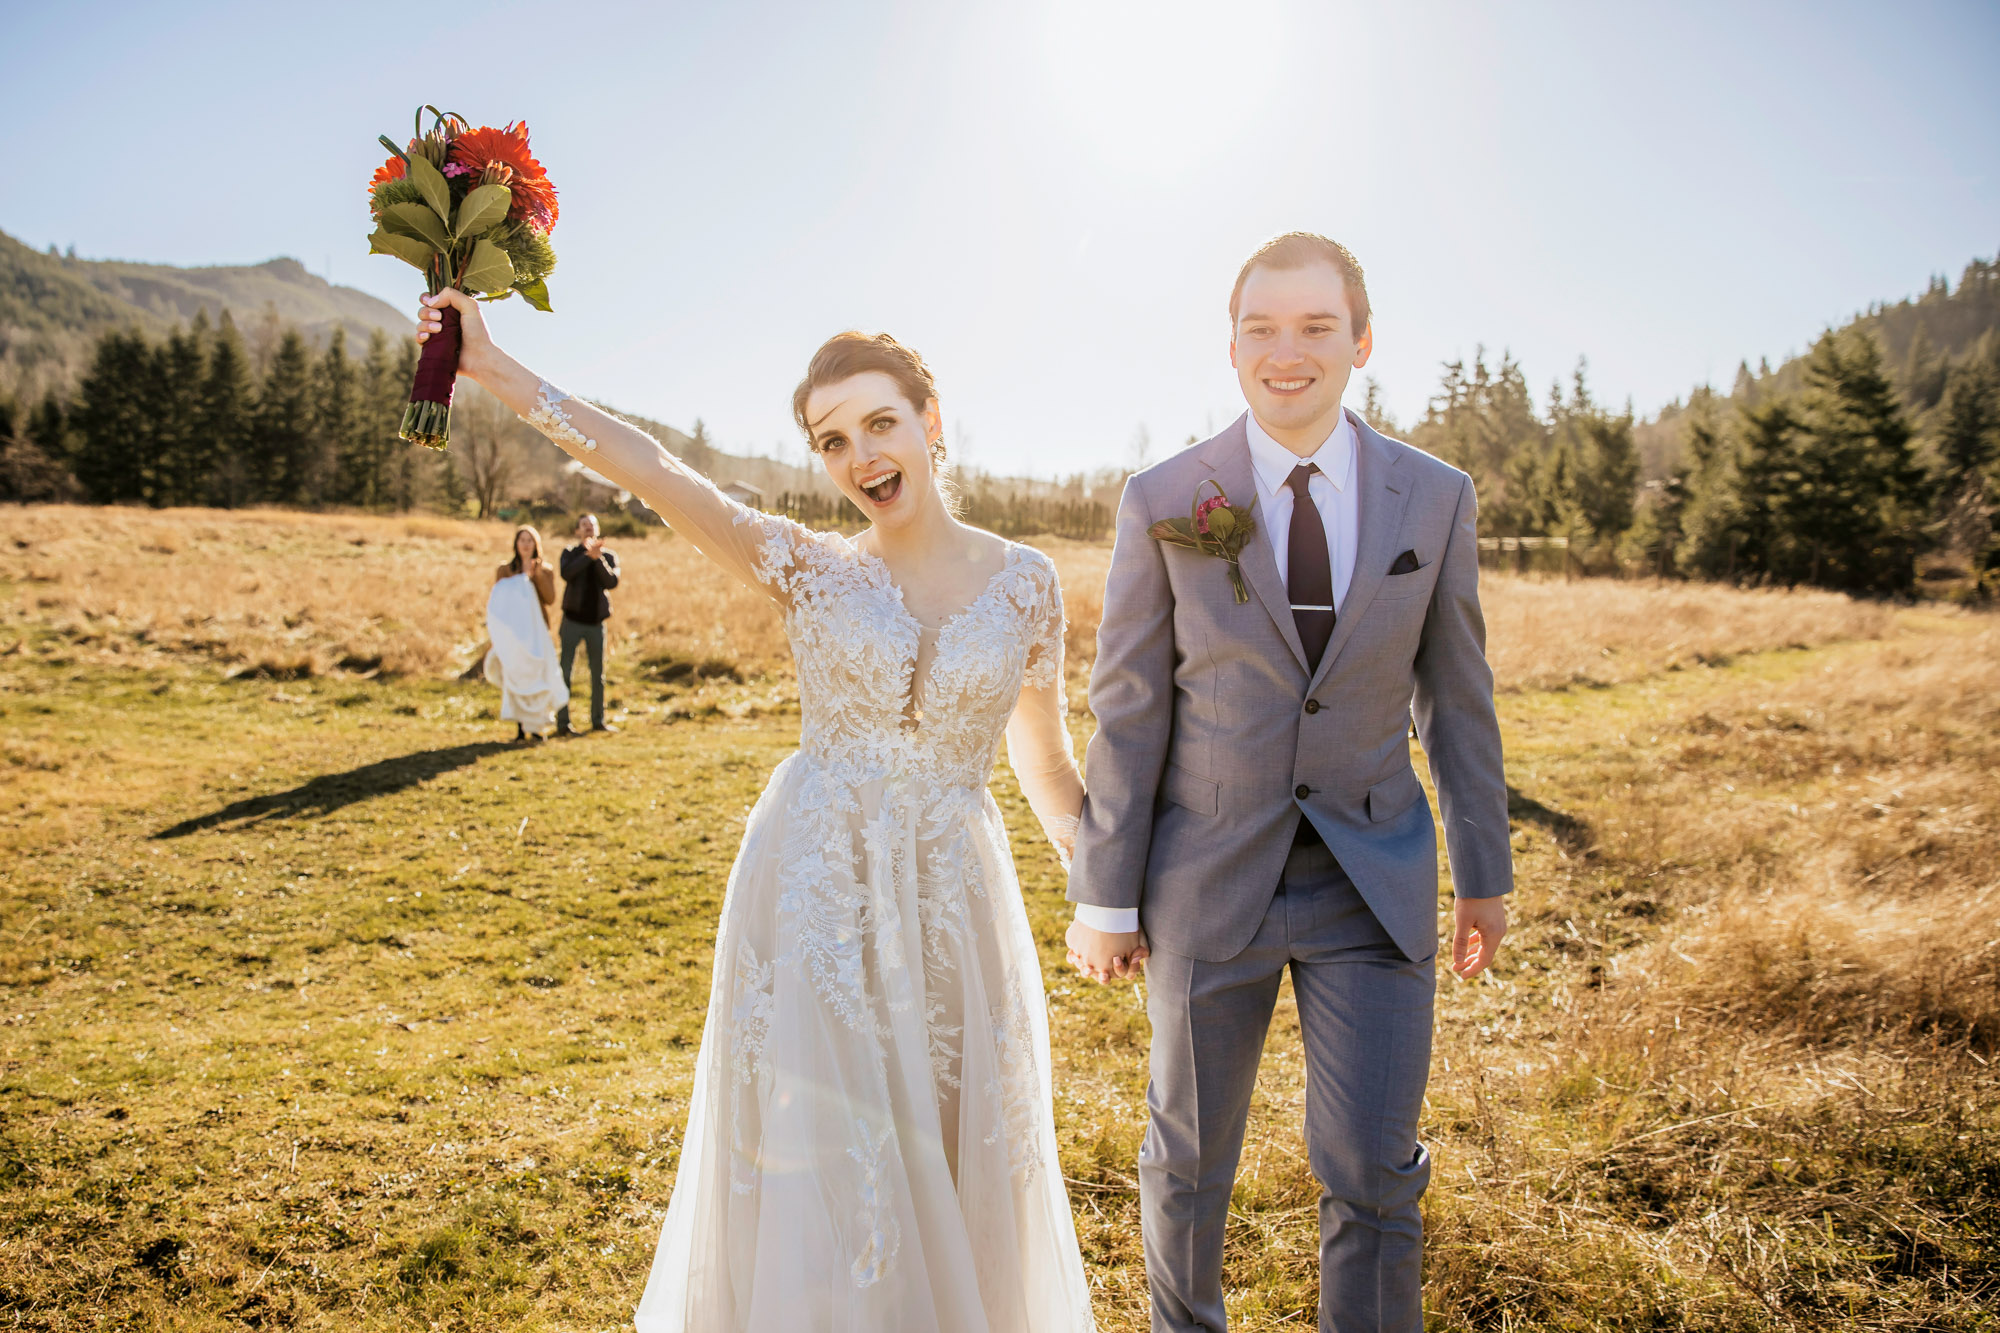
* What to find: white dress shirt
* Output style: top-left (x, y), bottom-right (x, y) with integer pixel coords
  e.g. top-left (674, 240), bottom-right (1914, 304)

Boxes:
top-left (1073, 407), bottom-right (1361, 937)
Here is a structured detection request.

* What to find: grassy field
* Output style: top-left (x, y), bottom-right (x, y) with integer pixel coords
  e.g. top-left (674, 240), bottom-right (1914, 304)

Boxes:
top-left (1, 505), bottom-right (1995, 1330)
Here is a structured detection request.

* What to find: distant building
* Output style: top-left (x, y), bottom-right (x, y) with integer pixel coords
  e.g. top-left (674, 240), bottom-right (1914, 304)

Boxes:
top-left (720, 480), bottom-right (766, 508)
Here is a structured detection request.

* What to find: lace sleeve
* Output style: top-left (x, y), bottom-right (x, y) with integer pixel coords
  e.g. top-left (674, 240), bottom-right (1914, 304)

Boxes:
top-left (1005, 552), bottom-right (1083, 869)
top-left (520, 380), bottom-right (816, 602)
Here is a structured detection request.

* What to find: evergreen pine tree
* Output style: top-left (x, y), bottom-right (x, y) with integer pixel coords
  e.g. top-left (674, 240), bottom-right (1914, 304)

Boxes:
top-left (0, 393), bottom-right (80, 502)
top-left (1933, 359), bottom-right (1999, 566)
top-left (1900, 326), bottom-right (1947, 410)
top-left (312, 327), bottom-right (357, 506)
top-left (1728, 398), bottom-right (1796, 583)
top-left (1780, 330), bottom-right (1930, 591)
top-left (1671, 396), bottom-right (1746, 578)
top-left (69, 329), bottom-right (158, 503)
top-left (1936, 359), bottom-right (1999, 483)
top-left (342, 328), bottom-right (399, 508)
top-left (256, 331), bottom-right (316, 504)
top-left (28, 393), bottom-right (68, 461)
top-left (200, 311), bottom-right (256, 507)
top-left (155, 321), bottom-right (208, 506)
top-left (1732, 360), bottom-right (1758, 405)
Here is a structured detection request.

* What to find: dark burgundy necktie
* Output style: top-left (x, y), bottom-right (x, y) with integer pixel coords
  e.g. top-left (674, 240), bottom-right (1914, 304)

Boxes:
top-left (1287, 463), bottom-right (1335, 671)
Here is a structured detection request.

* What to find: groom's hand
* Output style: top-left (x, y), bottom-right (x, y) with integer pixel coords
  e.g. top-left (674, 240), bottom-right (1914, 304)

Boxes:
top-left (1065, 921), bottom-right (1148, 984)
top-left (1451, 897), bottom-right (1508, 979)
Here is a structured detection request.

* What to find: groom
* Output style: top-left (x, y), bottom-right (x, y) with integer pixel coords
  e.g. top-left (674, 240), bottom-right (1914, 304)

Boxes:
top-left (1067, 233), bottom-right (1512, 1332)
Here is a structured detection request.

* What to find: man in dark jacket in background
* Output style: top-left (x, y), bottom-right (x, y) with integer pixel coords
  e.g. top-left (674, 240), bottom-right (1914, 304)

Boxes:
top-left (556, 512), bottom-right (620, 736)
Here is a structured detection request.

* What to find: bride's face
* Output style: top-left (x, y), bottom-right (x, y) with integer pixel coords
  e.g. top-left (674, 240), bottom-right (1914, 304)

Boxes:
top-left (515, 531), bottom-right (535, 562)
top-left (804, 372), bottom-right (944, 530)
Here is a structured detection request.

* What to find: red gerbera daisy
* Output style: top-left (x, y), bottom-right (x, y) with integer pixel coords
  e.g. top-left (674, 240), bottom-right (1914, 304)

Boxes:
top-left (448, 121), bottom-right (559, 231)
top-left (368, 153), bottom-right (406, 192)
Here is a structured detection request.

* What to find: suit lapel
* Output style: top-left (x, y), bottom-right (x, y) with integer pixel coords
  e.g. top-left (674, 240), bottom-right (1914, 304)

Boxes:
top-left (1308, 414), bottom-right (1410, 691)
top-left (1202, 416), bottom-right (1308, 674)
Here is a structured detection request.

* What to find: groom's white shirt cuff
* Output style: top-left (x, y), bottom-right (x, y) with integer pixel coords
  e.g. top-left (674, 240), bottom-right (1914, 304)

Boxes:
top-left (1073, 903), bottom-right (1141, 934)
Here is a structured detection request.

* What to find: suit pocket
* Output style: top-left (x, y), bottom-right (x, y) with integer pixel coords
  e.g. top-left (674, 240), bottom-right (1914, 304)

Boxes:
top-left (1367, 769), bottom-right (1423, 823)
top-left (1160, 764), bottom-right (1219, 816)
top-left (1373, 568), bottom-right (1433, 601)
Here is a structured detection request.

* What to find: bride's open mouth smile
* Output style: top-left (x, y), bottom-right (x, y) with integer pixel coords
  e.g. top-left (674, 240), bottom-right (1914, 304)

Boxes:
top-left (860, 469), bottom-right (903, 506)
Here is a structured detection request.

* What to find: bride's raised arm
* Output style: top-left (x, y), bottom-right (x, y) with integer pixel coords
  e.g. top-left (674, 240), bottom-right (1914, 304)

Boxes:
top-left (418, 288), bottom-right (808, 600)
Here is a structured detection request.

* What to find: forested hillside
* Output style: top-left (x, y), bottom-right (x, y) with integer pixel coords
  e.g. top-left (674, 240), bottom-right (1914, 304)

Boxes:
top-left (6, 235), bottom-right (1996, 594)
top-left (0, 230), bottom-right (411, 406)
top-left (1390, 255), bottom-right (2000, 594)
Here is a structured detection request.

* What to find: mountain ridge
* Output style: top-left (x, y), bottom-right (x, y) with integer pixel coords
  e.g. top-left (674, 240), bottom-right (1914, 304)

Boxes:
top-left (0, 228), bottom-right (411, 404)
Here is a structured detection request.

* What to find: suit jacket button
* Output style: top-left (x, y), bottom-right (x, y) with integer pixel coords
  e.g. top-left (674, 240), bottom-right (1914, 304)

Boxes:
top-left (1295, 784), bottom-right (1311, 800)
top-left (1304, 699), bottom-right (1320, 714)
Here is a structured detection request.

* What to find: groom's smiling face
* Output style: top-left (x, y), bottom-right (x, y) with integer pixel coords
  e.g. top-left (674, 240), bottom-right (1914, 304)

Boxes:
top-left (1230, 261), bottom-right (1373, 448)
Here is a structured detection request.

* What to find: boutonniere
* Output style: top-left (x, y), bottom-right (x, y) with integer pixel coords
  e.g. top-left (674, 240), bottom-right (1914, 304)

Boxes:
top-left (1148, 481), bottom-right (1257, 603)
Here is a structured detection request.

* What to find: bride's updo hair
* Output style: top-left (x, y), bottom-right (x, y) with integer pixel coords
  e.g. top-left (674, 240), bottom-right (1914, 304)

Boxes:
top-left (791, 332), bottom-right (943, 468)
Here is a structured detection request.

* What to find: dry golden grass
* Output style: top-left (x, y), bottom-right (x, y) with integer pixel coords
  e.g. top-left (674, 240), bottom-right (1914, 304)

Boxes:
top-left (1, 507), bottom-right (1899, 699)
top-left (1476, 573), bottom-right (1898, 692)
top-left (2, 505), bottom-right (1992, 1330)
top-left (0, 505), bottom-right (788, 683)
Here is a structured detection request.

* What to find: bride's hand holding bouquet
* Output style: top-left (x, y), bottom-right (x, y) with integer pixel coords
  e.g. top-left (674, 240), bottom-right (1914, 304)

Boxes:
top-left (415, 286), bottom-right (498, 381)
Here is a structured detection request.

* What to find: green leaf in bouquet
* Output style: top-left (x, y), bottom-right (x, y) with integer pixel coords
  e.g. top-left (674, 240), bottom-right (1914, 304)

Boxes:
top-left (383, 202), bottom-right (451, 254)
top-left (406, 151), bottom-right (452, 222)
top-left (1206, 508), bottom-right (1239, 541)
top-left (1147, 517), bottom-right (1201, 548)
top-left (368, 228), bottom-right (435, 272)
top-left (458, 238), bottom-right (515, 297)
top-left (453, 184), bottom-right (512, 240)
top-left (513, 276), bottom-right (554, 312)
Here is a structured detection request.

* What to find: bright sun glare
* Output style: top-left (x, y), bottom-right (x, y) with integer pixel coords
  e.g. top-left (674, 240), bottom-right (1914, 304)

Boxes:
top-left (1040, 0), bottom-right (1279, 177)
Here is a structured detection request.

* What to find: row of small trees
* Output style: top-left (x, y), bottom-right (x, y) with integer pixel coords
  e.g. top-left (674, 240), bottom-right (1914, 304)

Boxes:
top-left (773, 485), bottom-right (1112, 541)
top-left (8, 258), bottom-right (1998, 597)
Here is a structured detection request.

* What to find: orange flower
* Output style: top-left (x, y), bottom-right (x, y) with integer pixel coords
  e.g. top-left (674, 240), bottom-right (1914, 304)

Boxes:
top-left (368, 153), bottom-right (407, 192)
top-left (448, 122), bottom-right (559, 231)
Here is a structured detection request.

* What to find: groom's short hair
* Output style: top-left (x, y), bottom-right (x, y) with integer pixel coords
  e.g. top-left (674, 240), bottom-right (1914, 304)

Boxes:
top-left (1229, 233), bottom-right (1370, 335)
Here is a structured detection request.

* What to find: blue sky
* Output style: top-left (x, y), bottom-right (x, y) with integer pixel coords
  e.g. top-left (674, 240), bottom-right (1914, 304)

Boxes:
top-left (3, 0), bottom-right (1995, 475)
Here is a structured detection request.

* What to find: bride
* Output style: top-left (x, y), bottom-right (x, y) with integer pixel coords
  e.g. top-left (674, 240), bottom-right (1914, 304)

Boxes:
top-left (417, 289), bottom-right (1123, 1330)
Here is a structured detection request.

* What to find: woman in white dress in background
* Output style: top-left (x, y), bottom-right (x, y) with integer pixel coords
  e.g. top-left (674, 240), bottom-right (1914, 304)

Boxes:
top-left (419, 287), bottom-right (1117, 1331)
top-left (484, 525), bottom-right (567, 742)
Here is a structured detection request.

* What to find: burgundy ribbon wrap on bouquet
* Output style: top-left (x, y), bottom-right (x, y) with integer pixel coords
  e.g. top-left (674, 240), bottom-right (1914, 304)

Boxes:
top-left (400, 304), bottom-right (461, 449)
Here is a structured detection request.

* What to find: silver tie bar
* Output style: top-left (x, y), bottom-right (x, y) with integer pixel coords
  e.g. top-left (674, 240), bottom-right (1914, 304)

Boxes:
top-left (1291, 604), bottom-right (1334, 612)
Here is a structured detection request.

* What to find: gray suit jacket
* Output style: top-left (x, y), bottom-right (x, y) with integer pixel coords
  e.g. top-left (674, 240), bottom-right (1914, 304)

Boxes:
top-left (1069, 411), bottom-right (1512, 963)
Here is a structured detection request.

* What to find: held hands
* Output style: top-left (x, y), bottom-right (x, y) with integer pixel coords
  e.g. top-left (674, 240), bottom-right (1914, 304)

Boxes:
top-left (1065, 920), bottom-right (1148, 985)
top-left (415, 289), bottom-right (497, 383)
top-left (1451, 896), bottom-right (1508, 980)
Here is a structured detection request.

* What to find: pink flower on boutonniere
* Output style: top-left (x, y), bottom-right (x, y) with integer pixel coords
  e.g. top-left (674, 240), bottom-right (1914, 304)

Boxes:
top-left (1149, 481), bottom-right (1258, 603)
top-left (1195, 494), bottom-right (1230, 534)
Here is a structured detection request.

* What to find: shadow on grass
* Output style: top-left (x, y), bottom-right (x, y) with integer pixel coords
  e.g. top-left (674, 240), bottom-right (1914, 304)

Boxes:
top-left (1506, 784), bottom-right (1592, 854)
top-left (152, 742), bottom-right (514, 839)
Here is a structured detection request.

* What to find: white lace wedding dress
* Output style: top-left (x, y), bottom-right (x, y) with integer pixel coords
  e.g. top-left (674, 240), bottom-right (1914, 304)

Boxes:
top-left (483, 573), bottom-right (567, 734)
top-left (518, 383), bottom-right (1096, 1332)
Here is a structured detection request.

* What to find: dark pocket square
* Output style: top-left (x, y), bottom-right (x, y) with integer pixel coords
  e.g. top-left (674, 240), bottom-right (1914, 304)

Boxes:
top-left (1388, 549), bottom-right (1421, 576)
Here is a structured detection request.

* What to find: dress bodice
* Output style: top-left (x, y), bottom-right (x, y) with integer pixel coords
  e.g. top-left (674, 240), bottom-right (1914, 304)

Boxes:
top-left (737, 515), bottom-right (1065, 792)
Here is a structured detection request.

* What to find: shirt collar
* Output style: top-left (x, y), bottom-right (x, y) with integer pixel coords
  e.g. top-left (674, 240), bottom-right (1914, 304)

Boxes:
top-left (1245, 407), bottom-right (1354, 498)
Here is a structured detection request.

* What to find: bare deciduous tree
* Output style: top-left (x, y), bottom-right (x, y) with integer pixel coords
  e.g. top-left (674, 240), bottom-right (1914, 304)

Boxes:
top-left (454, 391), bottom-right (523, 520)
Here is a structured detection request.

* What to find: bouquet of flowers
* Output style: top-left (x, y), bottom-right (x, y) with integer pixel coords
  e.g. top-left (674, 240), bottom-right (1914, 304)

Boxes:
top-left (366, 105), bottom-right (559, 449)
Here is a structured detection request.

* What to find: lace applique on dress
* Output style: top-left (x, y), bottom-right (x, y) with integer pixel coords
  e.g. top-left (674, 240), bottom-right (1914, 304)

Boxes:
top-left (520, 380), bottom-right (596, 451)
